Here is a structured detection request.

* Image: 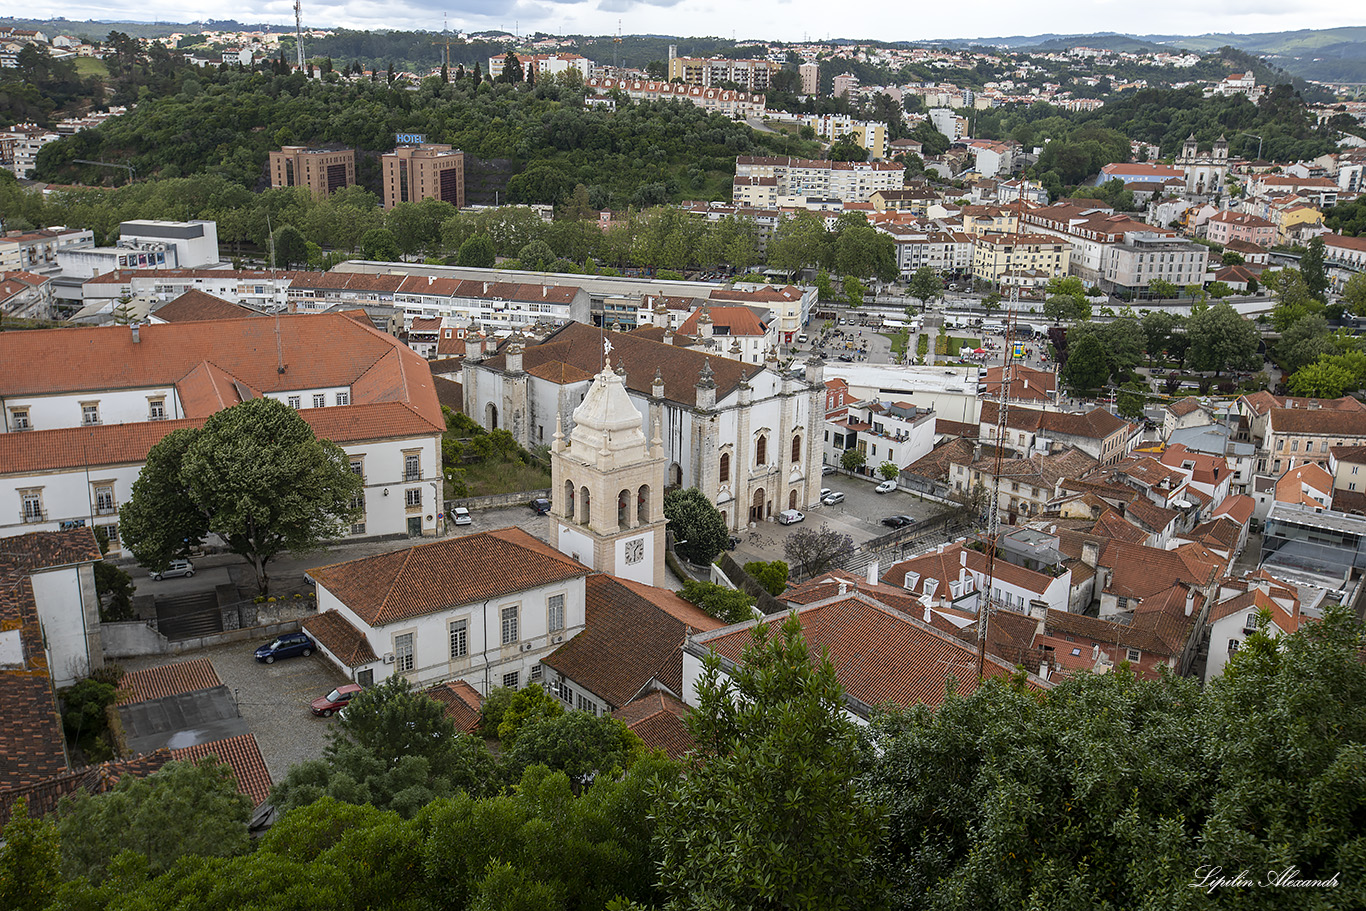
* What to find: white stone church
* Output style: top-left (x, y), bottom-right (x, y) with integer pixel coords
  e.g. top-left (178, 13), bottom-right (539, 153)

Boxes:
top-left (463, 322), bottom-right (827, 529)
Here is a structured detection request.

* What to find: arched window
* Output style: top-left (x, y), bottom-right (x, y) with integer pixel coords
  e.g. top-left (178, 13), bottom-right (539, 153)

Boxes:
top-left (755, 435), bottom-right (768, 466)
top-left (485, 402), bottom-right (499, 430)
top-left (618, 489), bottom-right (631, 530)
top-left (719, 452), bottom-right (731, 484)
top-left (637, 484), bottom-right (650, 524)
top-left (791, 435), bottom-right (802, 464)
top-left (563, 480), bottom-right (575, 517)
top-left (579, 486), bottom-right (591, 524)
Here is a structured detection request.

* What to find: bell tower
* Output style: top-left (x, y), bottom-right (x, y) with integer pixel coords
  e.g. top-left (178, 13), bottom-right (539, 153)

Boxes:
top-left (549, 351), bottom-right (667, 586)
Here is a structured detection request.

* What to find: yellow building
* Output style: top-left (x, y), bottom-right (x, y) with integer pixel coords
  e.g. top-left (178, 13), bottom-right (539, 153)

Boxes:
top-left (960, 206), bottom-right (1020, 236)
top-left (971, 233), bottom-right (1071, 287)
top-left (1272, 203), bottom-right (1324, 245)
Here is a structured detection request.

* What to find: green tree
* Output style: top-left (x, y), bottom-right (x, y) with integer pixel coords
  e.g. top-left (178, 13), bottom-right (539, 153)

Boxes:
top-left (1300, 235), bottom-right (1329, 300)
top-left (359, 227), bottom-right (400, 261)
top-left (827, 135), bottom-right (868, 162)
top-left (272, 674), bottom-right (498, 819)
top-left (57, 758), bottom-right (252, 883)
top-left (877, 460), bottom-right (900, 481)
top-left (655, 613), bottom-right (885, 910)
top-left (1141, 309), bottom-right (1183, 362)
top-left (1276, 312), bottom-right (1333, 371)
top-left (271, 224), bottom-right (308, 269)
top-left (1221, 250), bottom-right (1245, 265)
top-left (768, 214), bottom-right (830, 277)
top-left (1061, 332), bottom-right (1109, 393)
top-left (120, 398), bottom-right (362, 594)
top-left (0, 798), bottom-right (61, 911)
top-left (814, 270), bottom-right (837, 302)
top-left (1288, 357), bottom-right (1355, 398)
top-left (679, 579), bottom-right (758, 624)
top-left (1344, 272), bottom-right (1366, 316)
top-left (743, 559), bottom-right (790, 597)
top-left (94, 561), bottom-right (135, 622)
top-left (783, 525), bottom-right (855, 579)
top-left (1148, 278), bottom-right (1179, 300)
top-left (663, 487), bottom-right (730, 565)
top-left (840, 447), bottom-right (866, 473)
top-left (506, 711), bottom-right (643, 791)
top-left (906, 266), bottom-right (943, 312)
top-left (458, 232), bottom-right (497, 268)
top-left (1186, 302), bottom-right (1261, 375)
top-left (1116, 381), bottom-right (1147, 419)
top-left (496, 683), bottom-right (565, 746)
top-left (842, 274), bottom-right (867, 306)
top-left (834, 223), bottom-right (896, 281)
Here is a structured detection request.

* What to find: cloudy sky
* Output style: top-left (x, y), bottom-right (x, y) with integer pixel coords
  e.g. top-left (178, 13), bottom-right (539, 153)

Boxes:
top-left (29, 0), bottom-right (1366, 44)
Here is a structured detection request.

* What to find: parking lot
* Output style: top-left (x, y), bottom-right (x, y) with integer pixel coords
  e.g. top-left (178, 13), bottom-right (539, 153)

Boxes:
top-left (120, 640), bottom-right (351, 782)
top-left (727, 471), bottom-right (945, 569)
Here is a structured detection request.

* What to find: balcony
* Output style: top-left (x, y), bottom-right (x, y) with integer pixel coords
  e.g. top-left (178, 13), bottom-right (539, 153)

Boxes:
top-left (403, 469), bottom-right (423, 483)
top-left (21, 508), bottom-right (47, 524)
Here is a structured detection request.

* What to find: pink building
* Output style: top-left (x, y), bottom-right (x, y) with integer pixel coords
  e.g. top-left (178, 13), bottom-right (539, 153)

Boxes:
top-left (1205, 210), bottom-right (1276, 248)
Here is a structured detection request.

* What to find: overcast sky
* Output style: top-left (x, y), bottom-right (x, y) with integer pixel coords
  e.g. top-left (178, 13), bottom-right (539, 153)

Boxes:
top-left (30, 1), bottom-right (1366, 45)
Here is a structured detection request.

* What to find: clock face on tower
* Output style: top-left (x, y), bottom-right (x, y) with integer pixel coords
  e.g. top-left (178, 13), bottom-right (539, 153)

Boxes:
top-left (624, 537), bottom-right (645, 565)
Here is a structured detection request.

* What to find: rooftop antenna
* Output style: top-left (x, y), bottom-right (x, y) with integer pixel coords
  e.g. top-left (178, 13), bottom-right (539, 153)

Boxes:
top-left (293, 0), bottom-right (305, 70)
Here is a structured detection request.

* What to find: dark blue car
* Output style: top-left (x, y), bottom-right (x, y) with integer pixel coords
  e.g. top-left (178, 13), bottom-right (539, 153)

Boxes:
top-left (255, 631), bottom-right (315, 664)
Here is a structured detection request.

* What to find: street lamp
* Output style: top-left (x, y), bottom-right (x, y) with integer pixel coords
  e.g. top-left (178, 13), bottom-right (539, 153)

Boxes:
top-left (1240, 132), bottom-right (1263, 162)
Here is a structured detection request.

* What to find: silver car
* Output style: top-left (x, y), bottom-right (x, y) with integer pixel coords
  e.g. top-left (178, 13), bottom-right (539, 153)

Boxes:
top-left (150, 559), bottom-right (194, 580)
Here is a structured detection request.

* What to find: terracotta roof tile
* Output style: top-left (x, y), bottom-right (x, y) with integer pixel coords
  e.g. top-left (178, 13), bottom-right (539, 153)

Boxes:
top-left (612, 691), bottom-right (692, 760)
top-left (427, 680), bottom-right (483, 733)
top-left (309, 529), bottom-right (588, 627)
top-left (302, 610), bottom-right (377, 667)
top-left (117, 658), bottom-right (223, 705)
top-left (903, 437), bottom-right (975, 482)
top-left (678, 306), bottom-right (768, 338)
top-left (170, 733), bottom-right (273, 806)
top-left (152, 290), bottom-right (263, 322)
top-left (543, 574), bottom-right (724, 710)
top-left (0, 751), bottom-right (171, 826)
top-left (694, 595), bottom-right (1045, 712)
top-left (1212, 494), bottom-right (1254, 525)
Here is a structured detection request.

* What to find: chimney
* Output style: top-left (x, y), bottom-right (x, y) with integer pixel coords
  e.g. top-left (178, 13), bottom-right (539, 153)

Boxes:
top-left (652, 367), bottom-right (665, 400)
top-left (695, 359), bottom-right (716, 411)
top-left (130, 323), bottom-right (140, 343)
top-left (923, 603), bottom-right (931, 623)
top-left (465, 334), bottom-right (483, 361)
top-left (867, 559), bottom-right (879, 586)
top-left (664, 325), bottom-right (675, 346)
top-left (837, 580), bottom-right (849, 596)
top-left (1185, 588), bottom-right (1195, 617)
top-left (1091, 643), bottom-right (1100, 661)
top-left (1081, 540), bottom-right (1099, 568)
top-left (959, 549), bottom-right (967, 567)
top-left (506, 342), bottom-right (523, 375)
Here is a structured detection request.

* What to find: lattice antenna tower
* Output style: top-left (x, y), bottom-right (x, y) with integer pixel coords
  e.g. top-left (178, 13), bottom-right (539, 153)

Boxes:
top-left (294, 0), bottom-right (305, 71)
top-left (976, 181), bottom-right (1030, 679)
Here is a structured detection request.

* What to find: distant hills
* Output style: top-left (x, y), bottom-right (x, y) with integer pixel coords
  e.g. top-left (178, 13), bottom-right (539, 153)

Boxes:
top-left (5, 17), bottom-right (1366, 83)
top-left (930, 28), bottom-right (1366, 82)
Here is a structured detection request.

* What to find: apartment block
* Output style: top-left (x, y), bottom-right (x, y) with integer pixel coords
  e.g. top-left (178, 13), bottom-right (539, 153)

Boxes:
top-left (733, 156), bottom-right (903, 204)
top-left (667, 55), bottom-right (780, 91)
top-left (381, 144), bottom-right (465, 210)
top-left (971, 233), bottom-right (1071, 288)
top-left (269, 146), bottom-right (356, 197)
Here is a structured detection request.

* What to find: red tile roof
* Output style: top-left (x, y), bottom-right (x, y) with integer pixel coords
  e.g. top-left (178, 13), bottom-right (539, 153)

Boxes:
top-left (302, 610), bottom-right (378, 667)
top-left (0, 751), bottom-right (171, 827)
top-left (170, 733), bottom-right (273, 806)
top-left (116, 658), bottom-right (223, 705)
top-left (694, 596), bottom-right (1045, 712)
top-left (678, 305), bottom-right (768, 338)
top-left (152, 290), bottom-right (264, 322)
top-left (612, 691), bottom-right (692, 760)
top-left (309, 528), bottom-right (588, 627)
top-left (427, 680), bottom-right (483, 733)
top-left (1212, 494), bottom-right (1254, 526)
top-left (543, 574), bottom-right (724, 710)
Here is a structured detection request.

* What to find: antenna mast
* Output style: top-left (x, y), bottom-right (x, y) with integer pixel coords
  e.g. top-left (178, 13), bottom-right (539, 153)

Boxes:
top-left (976, 182), bottom-right (1029, 679)
top-left (294, 0), bottom-right (305, 71)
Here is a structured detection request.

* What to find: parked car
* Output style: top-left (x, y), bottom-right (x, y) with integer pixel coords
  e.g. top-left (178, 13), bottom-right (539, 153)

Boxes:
top-left (875, 480), bottom-right (898, 494)
top-left (149, 559), bottom-right (194, 580)
top-left (529, 498), bottom-right (551, 515)
top-left (822, 491), bottom-right (845, 505)
top-left (880, 515), bottom-right (917, 528)
top-left (311, 683), bottom-right (362, 717)
top-left (451, 506), bottom-right (472, 526)
top-left (777, 509), bottom-right (805, 525)
top-left (819, 487), bottom-right (832, 500)
top-left (254, 631), bottom-right (315, 664)
top-left (822, 465), bottom-right (836, 476)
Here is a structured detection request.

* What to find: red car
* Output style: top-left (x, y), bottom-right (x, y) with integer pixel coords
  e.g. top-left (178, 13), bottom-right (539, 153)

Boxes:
top-left (310, 683), bottom-right (362, 717)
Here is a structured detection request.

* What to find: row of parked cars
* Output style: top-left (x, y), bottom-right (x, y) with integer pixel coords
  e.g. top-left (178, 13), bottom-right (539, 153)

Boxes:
top-left (251, 631), bottom-right (364, 717)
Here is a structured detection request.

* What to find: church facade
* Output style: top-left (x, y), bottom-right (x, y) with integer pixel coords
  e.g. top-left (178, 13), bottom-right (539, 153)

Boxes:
top-left (464, 322), bottom-right (827, 530)
top-left (1175, 134), bottom-right (1230, 197)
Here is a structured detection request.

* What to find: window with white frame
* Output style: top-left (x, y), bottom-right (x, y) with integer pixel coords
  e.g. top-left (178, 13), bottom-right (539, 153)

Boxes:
top-left (502, 671), bottom-right (519, 688)
top-left (449, 619), bottom-right (468, 658)
top-left (81, 402), bottom-right (100, 425)
top-left (1228, 639), bottom-right (1240, 655)
top-left (501, 605), bottom-right (519, 645)
top-left (313, 393), bottom-right (326, 408)
top-left (404, 453), bottom-right (421, 482)
top-left (560, 682), bottom-right (574, 704)
top-left (1125, 647), bottom-right (1141, 663)
top-left (405, 488), bottom-right (421, 508)
top-left (10, 408), bottom-right (29, 430)
top-left (529, 664), bottom-right (542, 681)
top-left (336, 391), bottom-right (349, 406)
top-left (148, 398), bottom-right (166, 421)
top-left (394, 632), bottom-right (414, 672)
top-left (547, 594), bottom-right (565, 632)
top-left (94, 485), bottom-right (115, 515)
top-left (576, 693), bottom-right (598, 716)
top-left (20, 490), bottom-right (43, 522)
top-left (1243, 612), bottom-right (1260, 634)
top-left (288, 395), bottom-right (301, 409)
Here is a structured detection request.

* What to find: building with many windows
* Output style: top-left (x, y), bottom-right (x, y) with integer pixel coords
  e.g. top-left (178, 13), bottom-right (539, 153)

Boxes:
top-left (381, 143), bottom-right (465, 210)
top-left (268, 146), bottom-right (356, 196)
top-left (0, 313), bottom-right (445, 548)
